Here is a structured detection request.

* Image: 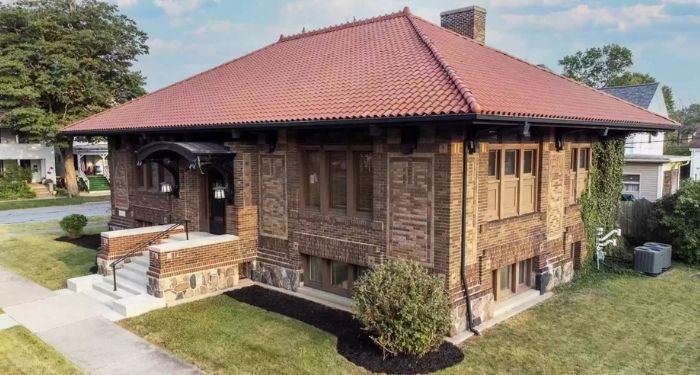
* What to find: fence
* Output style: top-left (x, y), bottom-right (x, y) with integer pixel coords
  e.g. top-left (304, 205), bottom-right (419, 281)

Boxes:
top-left (617, 199), bottom-right (655, 239)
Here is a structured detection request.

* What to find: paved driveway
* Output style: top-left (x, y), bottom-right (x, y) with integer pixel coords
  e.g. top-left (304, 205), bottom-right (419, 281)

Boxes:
top-left (0, 201), bottom-right (110, 224)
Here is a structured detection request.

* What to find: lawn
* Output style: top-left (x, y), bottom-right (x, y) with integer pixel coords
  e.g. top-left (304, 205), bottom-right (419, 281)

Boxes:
top-left (122, 266), bottom-right (700, 375)
top-left (0, 326), bottom-right (80, 374)
top-left (0, 217), bottom-right (107, 289)
top-left (0, 194), bottom-right (110, 211)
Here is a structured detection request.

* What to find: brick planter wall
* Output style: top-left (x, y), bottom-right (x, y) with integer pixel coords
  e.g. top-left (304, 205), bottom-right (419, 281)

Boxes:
top-left (97, 224), bottom-right (185, 275)
top-left (147, 234), bottom-right (255, 302)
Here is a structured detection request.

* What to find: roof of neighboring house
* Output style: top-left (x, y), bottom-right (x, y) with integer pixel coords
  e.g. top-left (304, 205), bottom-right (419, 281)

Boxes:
top-left (625, 154), bottom-right (691, 164)
top-left (63, 8), bottom-right (677, 135)
top-left (601, 83), bottom-right (660, 109)
top-left (691, 132), bottom-right (700, 149)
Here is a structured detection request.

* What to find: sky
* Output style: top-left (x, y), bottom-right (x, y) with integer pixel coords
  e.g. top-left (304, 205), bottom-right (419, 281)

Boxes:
top-left (110, 0), bottom-right (700, 107)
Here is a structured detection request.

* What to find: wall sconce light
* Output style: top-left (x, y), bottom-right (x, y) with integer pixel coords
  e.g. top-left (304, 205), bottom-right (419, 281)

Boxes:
top-left (160, 182), bottom-right (173, 194)
top-left (213, 184), bottom-right (226, 200)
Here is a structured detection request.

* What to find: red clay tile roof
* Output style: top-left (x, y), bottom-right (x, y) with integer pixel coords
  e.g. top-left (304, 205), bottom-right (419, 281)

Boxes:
top-left (63, 8), bottom-right (677, 134)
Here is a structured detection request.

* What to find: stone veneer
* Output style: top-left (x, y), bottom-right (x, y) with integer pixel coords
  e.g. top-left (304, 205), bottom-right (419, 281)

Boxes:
top-left (148, 265), bottom-right (240, 302)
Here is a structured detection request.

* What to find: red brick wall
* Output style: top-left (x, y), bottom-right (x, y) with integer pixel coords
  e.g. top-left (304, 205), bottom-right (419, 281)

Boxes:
top-left (148, 239), bottom-right (255, 278)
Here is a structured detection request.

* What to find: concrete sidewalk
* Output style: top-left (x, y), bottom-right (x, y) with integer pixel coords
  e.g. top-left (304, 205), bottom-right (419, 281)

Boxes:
top-left (0, 266), bottom-right (202, 375)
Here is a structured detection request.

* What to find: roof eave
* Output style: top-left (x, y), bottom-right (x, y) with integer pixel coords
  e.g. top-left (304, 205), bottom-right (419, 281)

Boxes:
top-left (60, 113), bottom-right (678, 137)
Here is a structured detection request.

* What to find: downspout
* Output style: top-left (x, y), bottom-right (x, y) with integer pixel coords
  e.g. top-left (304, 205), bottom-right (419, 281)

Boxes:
top-left (461, 125), bottom-right (480, 336)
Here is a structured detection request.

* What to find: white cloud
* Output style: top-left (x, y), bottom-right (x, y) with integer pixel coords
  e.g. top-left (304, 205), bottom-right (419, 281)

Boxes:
top-left (114, 0), bottom-right (139, 8)
top-left (148, 38), bottom-right (186, 55)
top-left (502, 4), bottom-right (669, 32)
top-left (153, 0), bottom-right (218, 17)
top-left (662, 0), bottom-right (700, 4)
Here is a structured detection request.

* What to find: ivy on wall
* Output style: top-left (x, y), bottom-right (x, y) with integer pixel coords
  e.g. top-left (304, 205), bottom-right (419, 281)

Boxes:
top-left (580, 136), bottom-right (626, 266)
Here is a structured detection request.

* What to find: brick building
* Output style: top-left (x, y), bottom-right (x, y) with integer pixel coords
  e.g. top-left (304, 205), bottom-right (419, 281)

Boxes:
top-left (63, 6), bottom-right (677, 334)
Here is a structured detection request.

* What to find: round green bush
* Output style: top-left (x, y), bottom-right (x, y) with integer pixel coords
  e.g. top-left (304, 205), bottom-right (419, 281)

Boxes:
top-left (59, 214), bottom-right (88, 238)
top-left (353, 260), bottom-right (451, 358)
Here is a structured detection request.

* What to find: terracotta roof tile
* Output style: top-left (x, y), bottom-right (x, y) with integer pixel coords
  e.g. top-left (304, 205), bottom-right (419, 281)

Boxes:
top-left (64, 8), bottom-right (677, 134)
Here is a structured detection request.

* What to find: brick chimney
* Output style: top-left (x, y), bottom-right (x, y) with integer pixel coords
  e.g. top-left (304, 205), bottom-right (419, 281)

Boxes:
top-left (440, 6), bottom-right (486, 44)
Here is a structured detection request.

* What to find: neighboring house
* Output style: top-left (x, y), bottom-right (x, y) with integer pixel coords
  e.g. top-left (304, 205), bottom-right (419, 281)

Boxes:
top-left (0, 125), bottom-right (56, 184)
top-left (601, 83), bottom-right (689, 200)
top-left (62, 6), bottom-right (677, 335)
top-left (690, 134), bottom-right (700, 180)
top-left (74, 140), bottom-right (109, 179)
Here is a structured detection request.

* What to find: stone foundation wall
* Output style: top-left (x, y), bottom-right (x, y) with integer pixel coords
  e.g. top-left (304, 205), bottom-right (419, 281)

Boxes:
top-left (148, 265), bottom-right (240, 302)
top-left (449, 292), bottom-right (494, 336)
top-left (251, 260), bottom-right (300, 291)
top-left (537, 260), bottom-right (574, 292)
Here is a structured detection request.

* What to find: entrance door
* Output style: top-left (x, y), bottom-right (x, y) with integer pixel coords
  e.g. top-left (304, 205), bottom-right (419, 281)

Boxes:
top-left (207, 172), bottom-right (226, 235)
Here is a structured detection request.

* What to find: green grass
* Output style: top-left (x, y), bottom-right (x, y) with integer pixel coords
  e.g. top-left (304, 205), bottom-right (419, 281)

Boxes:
top-left (0, 195), bottom-right (110, 211)
top-left (0, 217), bottom-right (107, 289)
top-left (122, 266), bottom-right (700, 375)
top-left (0, 326), bottom-right (80, 374)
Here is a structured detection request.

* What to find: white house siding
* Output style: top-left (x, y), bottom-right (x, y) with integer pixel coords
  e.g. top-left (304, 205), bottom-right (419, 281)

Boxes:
top-left (622, 163), bottom-right (662, 201)
top-left (0, 143), bottom-right (56, 183)
top-left (691, 148), bottom-right (700, 181)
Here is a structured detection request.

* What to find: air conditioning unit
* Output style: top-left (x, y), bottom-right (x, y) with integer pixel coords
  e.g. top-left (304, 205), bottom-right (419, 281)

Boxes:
top-left (643, 242), bottom-right (672, 270)
top-left (634, 246), bottom-right (663, 276)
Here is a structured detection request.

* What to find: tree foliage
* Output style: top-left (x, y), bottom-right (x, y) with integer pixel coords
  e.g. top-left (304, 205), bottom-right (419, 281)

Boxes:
top-left (655, 181), bottom-right (700, 265)
top-left (559, 44), bottom-right (635, 88)
top-left (0, 0), bottom-right (148, 194)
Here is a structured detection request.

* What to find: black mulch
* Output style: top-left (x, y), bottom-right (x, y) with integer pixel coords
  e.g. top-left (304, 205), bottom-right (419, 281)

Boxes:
top-left (226, 286), bottom-right (464, 374)
top-left (55, 233), bottom-right (101, 251)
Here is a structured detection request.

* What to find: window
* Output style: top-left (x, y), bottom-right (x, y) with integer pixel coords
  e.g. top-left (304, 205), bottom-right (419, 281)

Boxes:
top-left (488, 151), bottom-right (499, 177)
top-left (518, 259), bottom-right (531, 286)
top-left (308, 256), bottom-right (322, 283)
top-left (303, 151), bottom-right (321, 208)
top-left (354, 152), bottom-right (373, 212)
top-left (300, 131), bottom-right (373, 216)
top-left (330, 261), bottom-right (350, 289)
top-left (137, 162), bottom-right (167, 192)
top-left (622, 174), bottom-right (640, 198)
top-left (328, 151), bottom-right (347, 209)
top-left (499, 265), bottom-right (512, 291)
top-left (486, 146), bottom-right (539, 220)
top-left (570, 146), bottom-right (591, 203)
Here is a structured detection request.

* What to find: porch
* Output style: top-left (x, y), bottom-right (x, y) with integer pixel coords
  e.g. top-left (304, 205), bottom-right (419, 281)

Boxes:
top-left (69, 223), bottom-right (254, 319)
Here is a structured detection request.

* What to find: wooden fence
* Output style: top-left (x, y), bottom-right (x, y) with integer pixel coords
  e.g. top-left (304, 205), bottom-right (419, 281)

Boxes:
top-left (617, 199), bottom-right (655, 239)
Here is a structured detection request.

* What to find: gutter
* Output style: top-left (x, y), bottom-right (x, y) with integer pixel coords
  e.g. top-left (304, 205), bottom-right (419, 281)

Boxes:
top-left (460, 124), bottom-right (480, 336)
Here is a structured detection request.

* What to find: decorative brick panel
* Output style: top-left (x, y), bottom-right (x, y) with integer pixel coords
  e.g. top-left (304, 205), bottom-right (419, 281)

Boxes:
top-left (387, 154), bottom-right (434, 265)
top-left (295, 232), bottom-right (378, 266)
top-left (259, 153), bottom-right (288, 238)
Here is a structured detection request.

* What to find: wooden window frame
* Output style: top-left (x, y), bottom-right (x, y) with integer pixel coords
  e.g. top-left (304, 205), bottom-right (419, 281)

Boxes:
top-left (570, 145), bottom-right (591, 204)
top-left (485, 143), bottom-right (539, 221)
top-left (300, 144), bottom-right (373, 218)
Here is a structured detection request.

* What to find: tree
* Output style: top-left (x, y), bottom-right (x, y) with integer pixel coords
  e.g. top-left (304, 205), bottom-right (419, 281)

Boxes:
top-left (559, 44), bottom-right (634, 88)
top-left (662, 85), bottom-right (676, 114)
top-left (607, 72), bottom-right (656, 87)
top-left (0, 0), bottom-right (147, 196)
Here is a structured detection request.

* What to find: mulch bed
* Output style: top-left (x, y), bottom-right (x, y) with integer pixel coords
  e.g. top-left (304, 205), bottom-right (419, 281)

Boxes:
top-left (55, 233), bottom-right (101, 251)
top-left (226, 286), bottom-right (464, 374)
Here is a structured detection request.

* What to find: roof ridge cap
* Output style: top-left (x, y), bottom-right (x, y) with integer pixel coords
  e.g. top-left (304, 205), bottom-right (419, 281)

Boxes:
top-left (278, 8), bottom-right (409, 43)
top-left (409, 15), bottom-right (675, 125)
top-left (406, 14), bottom-right (481, 113)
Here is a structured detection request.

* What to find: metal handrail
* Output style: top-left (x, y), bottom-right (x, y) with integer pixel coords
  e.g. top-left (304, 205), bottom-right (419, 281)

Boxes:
top-left (110, 220), bottom-right (189, 291)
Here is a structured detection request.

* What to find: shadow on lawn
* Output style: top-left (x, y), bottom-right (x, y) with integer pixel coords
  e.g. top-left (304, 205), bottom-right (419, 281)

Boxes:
top-left (55, 234), bottom-right (101, 251)
top-left (226, 286), bottom-right (464, 374)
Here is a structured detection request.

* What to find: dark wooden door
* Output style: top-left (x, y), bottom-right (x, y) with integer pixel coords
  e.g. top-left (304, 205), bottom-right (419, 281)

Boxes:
top-left (208, 176), bottom-right (226, 235)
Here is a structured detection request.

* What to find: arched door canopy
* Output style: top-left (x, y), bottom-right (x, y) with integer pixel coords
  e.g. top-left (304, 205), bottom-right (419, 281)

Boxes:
top-left (135, 141), bottom-right (236, 201)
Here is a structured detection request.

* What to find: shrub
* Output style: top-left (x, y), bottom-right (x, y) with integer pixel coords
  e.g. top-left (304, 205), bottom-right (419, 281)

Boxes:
top-left (0, 165), bottom-right (35, 200)
top-left (656, 180), bottom-right (700, 264)
top-left (353, 260), bottom-right (451, 358)
top-left (59, 214), bottom-right (88, 238)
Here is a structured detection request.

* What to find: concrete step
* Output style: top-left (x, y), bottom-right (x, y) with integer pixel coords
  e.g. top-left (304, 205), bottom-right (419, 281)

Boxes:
top-left (92, 280), bottom-right (136, 300)
top-left (478, 290), bottom-right (553, 333)
top-left (102, 275), bottom-right (147, 295)
top-left (125, 254), bottom-right (150, 268)
top-left (493, 289), bottom-right (541, 317)
top-left (111, 294), bottom-right (166, 317)
top-left (117, 266), bottom-right (148, 286)
top-left (67, 274), bottom-right (104, 293)
top-left (163, 232), bottom-right (216, 242)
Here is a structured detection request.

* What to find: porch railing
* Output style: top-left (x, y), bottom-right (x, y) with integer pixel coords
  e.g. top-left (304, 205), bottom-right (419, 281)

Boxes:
top-left (110, 220), bottom-right (189, 292)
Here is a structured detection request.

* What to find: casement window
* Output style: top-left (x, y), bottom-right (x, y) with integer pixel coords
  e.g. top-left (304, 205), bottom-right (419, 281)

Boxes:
top-left (137, 162), bottom-right (168, 192)
top-left (494, 257), bottom-right (533, 301)
top-left (303, 255), bottom-right (367, 296)
top-left (622, 174), bottom-right (641, 198)
top-left (300, 131), bottom-right (373, 216)
top-left (569, 146), bottom-right (591, 203)
top-left (486, 145), bottom-right (539, 220)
